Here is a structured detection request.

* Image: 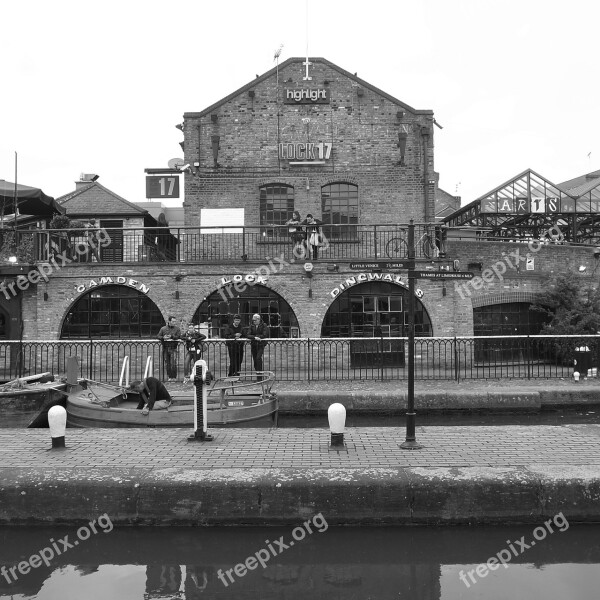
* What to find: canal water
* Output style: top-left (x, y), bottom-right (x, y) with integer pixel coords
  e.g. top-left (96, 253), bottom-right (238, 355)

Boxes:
top-left (1, 523), bottom-right (599, 599)
top-left (2, 407), bottom-right (600, 428)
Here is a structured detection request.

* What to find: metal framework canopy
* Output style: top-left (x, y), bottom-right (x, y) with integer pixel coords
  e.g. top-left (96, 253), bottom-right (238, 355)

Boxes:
top-left (443, 168), bottom-right (600, 245)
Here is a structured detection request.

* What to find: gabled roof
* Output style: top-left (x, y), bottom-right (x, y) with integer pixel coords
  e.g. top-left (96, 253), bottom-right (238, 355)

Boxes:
top-left (184, 57), bottom-right (433, 119)
top-left (57, 182), bottom-right (149, 217)
top-left (558, 168), bottom-right (600, 192)
top-left (559, 176), bottom-right (600, 199)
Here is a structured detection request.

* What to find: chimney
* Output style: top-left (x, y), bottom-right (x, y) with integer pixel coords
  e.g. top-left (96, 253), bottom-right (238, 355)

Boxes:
top-left (76, 173), bottom-right (99, 189)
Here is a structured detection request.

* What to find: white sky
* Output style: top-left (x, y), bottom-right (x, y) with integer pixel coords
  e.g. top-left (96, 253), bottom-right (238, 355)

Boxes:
top-left (2, 0), bottom-right (599, 209)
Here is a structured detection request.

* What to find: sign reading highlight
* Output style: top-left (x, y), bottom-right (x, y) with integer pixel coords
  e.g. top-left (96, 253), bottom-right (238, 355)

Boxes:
top-left (283, 88), bottom-right (329, 104)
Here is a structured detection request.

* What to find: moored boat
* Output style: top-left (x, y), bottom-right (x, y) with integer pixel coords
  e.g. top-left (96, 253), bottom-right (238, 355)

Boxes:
top-left (65, 372), bottom-right (278, 428)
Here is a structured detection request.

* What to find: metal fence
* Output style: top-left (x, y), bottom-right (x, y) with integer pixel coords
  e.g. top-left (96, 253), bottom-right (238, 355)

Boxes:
top-left (0, 335), bottom-right (598, 384)
top-left (7, 223), bottom-right (445, 265)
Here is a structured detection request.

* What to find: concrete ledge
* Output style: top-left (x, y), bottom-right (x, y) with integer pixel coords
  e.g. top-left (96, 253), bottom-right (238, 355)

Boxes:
top-left (278, 389), bottom-right (542, 413)
top-left (2, 466), bottom-right (600, 526)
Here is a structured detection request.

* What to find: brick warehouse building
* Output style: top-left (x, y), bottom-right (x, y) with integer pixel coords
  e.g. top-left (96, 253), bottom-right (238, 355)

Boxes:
top-left (4, 58), bottom-right (600, 377)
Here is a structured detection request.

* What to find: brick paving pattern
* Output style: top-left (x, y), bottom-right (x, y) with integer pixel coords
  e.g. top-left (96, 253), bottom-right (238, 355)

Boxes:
top-left (2, 424), bottom-right (600, 469)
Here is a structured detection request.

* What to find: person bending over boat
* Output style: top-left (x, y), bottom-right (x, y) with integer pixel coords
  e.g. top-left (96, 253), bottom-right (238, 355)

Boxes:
top-left (129, 377), bottom-right (173, 416)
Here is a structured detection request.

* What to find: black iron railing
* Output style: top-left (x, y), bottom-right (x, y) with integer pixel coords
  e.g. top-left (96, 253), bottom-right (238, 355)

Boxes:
top-left (1, 335), bottom-right (598, 384)
top-left (4, 223), bottom-right (446, 265)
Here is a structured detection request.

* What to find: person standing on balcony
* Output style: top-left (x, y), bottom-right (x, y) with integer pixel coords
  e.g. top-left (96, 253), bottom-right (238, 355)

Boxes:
top-left (84, 219), bottom-right (101, 262)
top-left (285, 210), bottom-right (304, 256)
top-left (155, 212), bottom-right (179, 261)
top-left (244, 313), bottom-right (269, 378)
top-left (157, 316), bottom-right (181, 381)
top-left (301, 213), bottom-right (323, 260)
top-left (183, 323), bottom-right (207, 384)
top-left (224, 314), bottom-right (245, 376)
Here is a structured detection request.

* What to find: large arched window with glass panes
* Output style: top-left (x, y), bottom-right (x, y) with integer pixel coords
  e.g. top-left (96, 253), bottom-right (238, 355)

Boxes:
top-left (60, 286), bottom-right (164, 339)
top-left (259, 184), bottom-right (295, 238)
top-left (321, 182), bottom-right (358, 240)
top-left (193, 285), bottom-right (300, 338)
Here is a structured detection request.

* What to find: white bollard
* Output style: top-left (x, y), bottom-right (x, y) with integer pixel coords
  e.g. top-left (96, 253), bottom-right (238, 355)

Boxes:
top-left (574, 371), bottom-right (580, 382)
top-left (48, 405), bottom-right (67, 449)
top-left (328, 403), bottom-right (346, 447)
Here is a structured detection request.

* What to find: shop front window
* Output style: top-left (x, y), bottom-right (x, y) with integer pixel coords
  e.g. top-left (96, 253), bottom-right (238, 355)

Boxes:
top-left (60, 286), bottom-right (163, 339)
top-left (193, 285), bottom-right (300, 338)
top-left (321, 281), bottom-right (432, 367)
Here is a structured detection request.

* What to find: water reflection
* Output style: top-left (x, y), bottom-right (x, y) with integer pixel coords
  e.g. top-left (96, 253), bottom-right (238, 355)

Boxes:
top-left (1, 525), bottom-right (599, 599)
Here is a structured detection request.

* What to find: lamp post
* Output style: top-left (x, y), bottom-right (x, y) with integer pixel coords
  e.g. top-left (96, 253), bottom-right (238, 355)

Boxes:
top-left (401, 220), bottom-right (423, 450)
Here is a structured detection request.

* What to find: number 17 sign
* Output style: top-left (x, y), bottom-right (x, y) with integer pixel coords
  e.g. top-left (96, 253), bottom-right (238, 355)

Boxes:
top-left (146, 176), bottom-right (180, 198)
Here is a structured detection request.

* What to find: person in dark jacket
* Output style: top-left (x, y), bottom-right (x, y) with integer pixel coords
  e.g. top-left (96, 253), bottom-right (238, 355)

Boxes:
top-left (183, 323), bottom-right (207, 384)
top-left (129, 377), bottom-right (173, 415)
top-left (224, 315), bottom-right (245, 376)
top-left (157, 316), bottom-right (181, 381)
top-left (244, 313), bottom-right (269, 376)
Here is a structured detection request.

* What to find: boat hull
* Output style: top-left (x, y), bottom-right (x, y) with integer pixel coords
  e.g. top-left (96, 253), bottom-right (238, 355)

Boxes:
top-left (66, 387), bottom-right (278, 429)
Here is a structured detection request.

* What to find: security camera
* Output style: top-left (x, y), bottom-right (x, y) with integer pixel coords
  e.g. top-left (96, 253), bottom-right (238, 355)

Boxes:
top-left (594, 247), bottom-right (600, 259)
top-left (179, 164), bottom-right (191, 172)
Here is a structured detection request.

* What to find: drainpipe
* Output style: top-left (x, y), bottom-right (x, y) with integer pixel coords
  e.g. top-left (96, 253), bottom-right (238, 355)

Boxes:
top-left (421, 125), bottom-right (431, 222)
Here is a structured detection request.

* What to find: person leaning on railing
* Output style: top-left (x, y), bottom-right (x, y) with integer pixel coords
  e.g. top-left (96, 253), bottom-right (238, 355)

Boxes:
top-left (244, 313), bottom-right (269, 379)
top-left (285, 211), bottom-right (305, 254)
top-left (224, 314), bottom-right (246, 377)
top-left (157, 316), bottom-right (182, 381)
top-left (182, 323), bottom-right (207, 384)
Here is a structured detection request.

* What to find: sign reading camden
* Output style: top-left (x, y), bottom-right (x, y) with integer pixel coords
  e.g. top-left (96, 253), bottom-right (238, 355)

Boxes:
top-left (76, 277), bottom-right (150, 294)
top-left (279, 142), bottom-right (332, 161)
top-left (284, 88), bottom-right (329, 104)
top-left (330, 273), bottom-right (424, 298)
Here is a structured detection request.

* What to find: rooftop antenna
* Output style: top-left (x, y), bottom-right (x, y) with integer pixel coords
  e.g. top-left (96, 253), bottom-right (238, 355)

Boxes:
top-left (303, 0), bottom-right (312, 80)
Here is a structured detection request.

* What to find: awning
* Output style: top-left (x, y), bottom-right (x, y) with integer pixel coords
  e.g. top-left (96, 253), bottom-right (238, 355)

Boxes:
top-left (0, 180), bottom-right (65, 217)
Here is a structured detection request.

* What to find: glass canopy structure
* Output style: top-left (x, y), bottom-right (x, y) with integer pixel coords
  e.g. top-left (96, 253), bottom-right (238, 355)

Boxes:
top-left (444, 169), bottom-right (600, 244)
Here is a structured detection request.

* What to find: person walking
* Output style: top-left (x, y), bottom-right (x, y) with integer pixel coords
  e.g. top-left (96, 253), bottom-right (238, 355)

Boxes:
top-left (183, 323), bottom-right (207, 384)
top-left (157, 316), bottom-right (181, 381)
top-left (224, 314), bottom-right (245, 376)
top-left (244, 313), bottom-right (269, 378)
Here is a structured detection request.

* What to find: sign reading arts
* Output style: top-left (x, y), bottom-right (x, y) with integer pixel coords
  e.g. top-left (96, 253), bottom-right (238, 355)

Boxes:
top-left (284, 88), bottom-right (329, 104)
top-left (76, 277), bottom-right (150, 295)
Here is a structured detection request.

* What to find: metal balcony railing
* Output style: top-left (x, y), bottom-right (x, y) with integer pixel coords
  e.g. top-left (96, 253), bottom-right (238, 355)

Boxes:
top-left (0, 223), bottom-right (448, 265)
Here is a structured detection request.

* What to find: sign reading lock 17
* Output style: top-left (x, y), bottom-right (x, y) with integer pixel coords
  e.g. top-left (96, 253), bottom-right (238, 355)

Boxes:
top-left (279, 142), bottom-right (332, 161)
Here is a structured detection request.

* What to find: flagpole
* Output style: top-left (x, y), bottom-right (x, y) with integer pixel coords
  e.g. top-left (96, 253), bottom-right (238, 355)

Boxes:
top-left (13, 151), bottom-right (18, 231)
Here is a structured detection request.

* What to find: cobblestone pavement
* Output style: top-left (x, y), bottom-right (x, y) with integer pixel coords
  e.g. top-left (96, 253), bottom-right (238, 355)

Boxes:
top-left (3, 423), bottom-right (600, 469)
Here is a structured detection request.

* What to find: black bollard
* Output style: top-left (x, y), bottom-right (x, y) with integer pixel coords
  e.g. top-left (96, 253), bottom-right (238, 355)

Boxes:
top-left (188, 359), bottom-right (214, 442)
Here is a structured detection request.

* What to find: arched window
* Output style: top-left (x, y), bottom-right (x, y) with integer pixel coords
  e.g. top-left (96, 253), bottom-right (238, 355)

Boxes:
top-left (259, 184), bottom-right (295, 238)
top-left (473, 302), bottom-right (551, 362)
top-left (193, 285), bottom-right (300, 338)
top-left (321, 183), bottom-right (358, 239)
top-left (321, 281), bottom-right (431, 367)
top-left (61, 286), bottom-right (164, 339)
